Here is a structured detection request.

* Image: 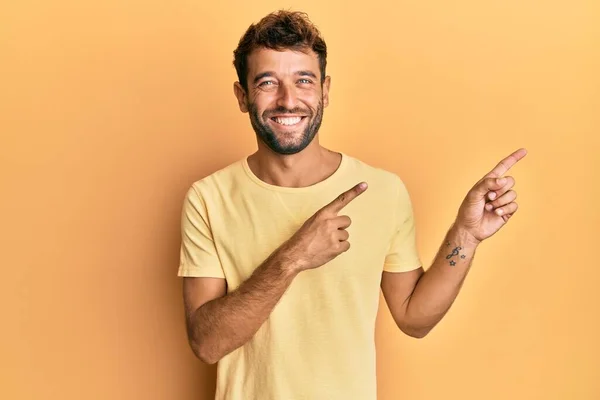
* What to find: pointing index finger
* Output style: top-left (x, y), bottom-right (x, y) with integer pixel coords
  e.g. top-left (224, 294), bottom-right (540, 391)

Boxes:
top-left (487, 148), bottom-right (528, 178)
top-left (323, 182), bottom-right (368, 214)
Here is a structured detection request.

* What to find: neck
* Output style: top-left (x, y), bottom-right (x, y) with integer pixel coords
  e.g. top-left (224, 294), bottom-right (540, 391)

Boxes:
top-left (247, 140), bottom-right (341, 188)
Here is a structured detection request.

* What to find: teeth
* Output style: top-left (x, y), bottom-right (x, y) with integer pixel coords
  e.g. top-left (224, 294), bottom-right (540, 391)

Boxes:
top-left (273, 117), bottom-right (302, 126)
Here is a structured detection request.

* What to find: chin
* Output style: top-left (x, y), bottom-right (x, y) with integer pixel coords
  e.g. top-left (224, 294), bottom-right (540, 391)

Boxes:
top-left (262, 136), bottom-right (310, 155)
top-left (274, 148), bottom-right (303, 155)
top-left (268, 142), bottom-right (308, 155)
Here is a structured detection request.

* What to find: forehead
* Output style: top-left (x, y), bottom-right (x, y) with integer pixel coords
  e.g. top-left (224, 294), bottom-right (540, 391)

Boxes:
top-left (246, 47), bottom-right (320, 79)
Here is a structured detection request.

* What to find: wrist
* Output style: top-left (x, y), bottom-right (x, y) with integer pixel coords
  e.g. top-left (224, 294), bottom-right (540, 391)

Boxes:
top-left (449, 223), bottom-right (481, 248)
top-left (272, 243), bottom-right (306, 276)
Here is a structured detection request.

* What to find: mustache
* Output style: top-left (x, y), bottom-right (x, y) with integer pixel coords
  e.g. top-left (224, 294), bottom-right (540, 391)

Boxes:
top-left (264, 106), bottom-right (312, 117)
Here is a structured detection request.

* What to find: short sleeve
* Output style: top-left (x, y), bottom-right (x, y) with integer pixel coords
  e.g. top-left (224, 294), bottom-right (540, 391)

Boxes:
top-left (383, 177), bottom-right (422, 273)
top-left (177, 185), bottom-right (225, 278)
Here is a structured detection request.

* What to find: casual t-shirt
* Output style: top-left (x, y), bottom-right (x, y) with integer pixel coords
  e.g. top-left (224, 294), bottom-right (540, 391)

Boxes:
top-left (178, 152), bottom-right (422, 400)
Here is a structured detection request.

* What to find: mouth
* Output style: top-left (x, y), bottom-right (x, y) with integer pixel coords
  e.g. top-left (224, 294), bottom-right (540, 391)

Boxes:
top-left (268, 115), bottom-right (308, 127)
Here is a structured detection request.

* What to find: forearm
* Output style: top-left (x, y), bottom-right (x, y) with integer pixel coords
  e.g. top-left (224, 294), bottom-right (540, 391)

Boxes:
top-left (404, 223), bottom-right (480, 336)
top-left (189, 250), bottom-right (299, 364)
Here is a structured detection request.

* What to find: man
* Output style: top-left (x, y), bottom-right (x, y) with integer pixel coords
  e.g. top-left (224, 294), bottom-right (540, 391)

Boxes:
top-left (178, 10), bottom-right (526, 400)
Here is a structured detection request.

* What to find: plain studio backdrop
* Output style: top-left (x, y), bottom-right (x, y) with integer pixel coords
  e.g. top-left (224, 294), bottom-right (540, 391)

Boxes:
top-left (1, 1), bottom-right (599, 399)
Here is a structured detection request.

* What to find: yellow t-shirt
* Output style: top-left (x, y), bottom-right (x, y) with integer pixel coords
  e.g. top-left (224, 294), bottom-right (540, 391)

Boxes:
top-left (178, 152), bottom-right (421, 400)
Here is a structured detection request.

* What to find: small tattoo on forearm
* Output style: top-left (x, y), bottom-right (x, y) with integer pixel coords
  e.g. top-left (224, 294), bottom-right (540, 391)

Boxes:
top-left (446, 246), bottom-right (462, 259)
top-left (445, 246), bottom-right (467, 266)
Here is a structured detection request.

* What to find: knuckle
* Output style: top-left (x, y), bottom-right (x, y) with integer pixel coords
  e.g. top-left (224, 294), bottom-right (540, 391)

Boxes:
top-left (478, 178), bottom-right (494, 192)
top-left (315, 210), bottom-right (328, 221)
top-left (325, 219), bottom-right (336, 230)
top-left (330, 236), bottom-right (339, 247)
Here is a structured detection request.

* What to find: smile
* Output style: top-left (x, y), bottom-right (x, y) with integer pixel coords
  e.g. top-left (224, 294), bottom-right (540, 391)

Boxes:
top-left (269, 116), bottom-right (307, 126)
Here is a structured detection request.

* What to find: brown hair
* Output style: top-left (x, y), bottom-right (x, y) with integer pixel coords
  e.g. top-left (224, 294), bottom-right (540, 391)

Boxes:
top-left (233, 10), bottom-right (328, 91)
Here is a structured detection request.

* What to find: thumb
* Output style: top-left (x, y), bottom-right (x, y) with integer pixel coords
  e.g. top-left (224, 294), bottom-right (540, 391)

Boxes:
top-left (469, 176), bottom-right (507, 201)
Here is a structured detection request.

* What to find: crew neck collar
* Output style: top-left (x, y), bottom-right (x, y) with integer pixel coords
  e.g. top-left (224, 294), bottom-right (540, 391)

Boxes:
top-left (241, 152), bottom-right (348, 193)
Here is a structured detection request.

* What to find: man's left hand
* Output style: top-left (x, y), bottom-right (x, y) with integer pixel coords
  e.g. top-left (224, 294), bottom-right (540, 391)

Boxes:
top-left (455, 148), bottom-right (528, 243)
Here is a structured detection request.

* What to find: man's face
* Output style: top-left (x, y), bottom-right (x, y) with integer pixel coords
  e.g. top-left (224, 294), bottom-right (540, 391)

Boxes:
top-left (234, 48), bottom-right (330, 155)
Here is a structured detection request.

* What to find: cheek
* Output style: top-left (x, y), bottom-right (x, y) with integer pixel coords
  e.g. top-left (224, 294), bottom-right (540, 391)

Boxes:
top-left (305, 89), bottom-right (325, 105)
top-left (251, 93), bottom-right (276, 111)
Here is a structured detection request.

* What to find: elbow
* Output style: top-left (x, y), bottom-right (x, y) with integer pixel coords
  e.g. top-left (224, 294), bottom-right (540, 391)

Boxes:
top-left (405, 328), bottom-right (430, 339)
top-left (398, 322), bottom-right (432, 339)
top-left (190, 339), bottom-right (220, 365)
top-left (197, 351), bottom-right (219, 365)
top-left (394, 311), bottom-right (436, 339)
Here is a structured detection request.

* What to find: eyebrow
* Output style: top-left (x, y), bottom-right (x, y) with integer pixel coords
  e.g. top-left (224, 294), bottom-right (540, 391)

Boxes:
top-left (296, 70), bottom-right (317, 79)
top-left (253, 70), bottom-right (318, 84)
top-left (253, 71), bottom-right (275, 84)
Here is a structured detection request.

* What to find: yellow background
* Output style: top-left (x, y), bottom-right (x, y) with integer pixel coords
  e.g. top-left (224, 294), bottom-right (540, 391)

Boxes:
top-left (2, 1), bottom-right (599, 399)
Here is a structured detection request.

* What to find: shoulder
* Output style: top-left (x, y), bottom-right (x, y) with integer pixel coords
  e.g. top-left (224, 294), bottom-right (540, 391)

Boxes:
top-left (187, 158), bottom-right (246, 197)
top-left (342, 152), bottom-right (408, 195)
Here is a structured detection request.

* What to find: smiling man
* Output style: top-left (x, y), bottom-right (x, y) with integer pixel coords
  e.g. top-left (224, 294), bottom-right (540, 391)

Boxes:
top-left (178, 10), bottom-right (526, 400)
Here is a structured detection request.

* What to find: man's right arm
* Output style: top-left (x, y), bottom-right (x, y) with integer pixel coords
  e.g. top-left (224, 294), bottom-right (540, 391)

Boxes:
top-left (182, 181), bottom-right (368, 364)
top-left (183, 249), bottom-right (300, 365)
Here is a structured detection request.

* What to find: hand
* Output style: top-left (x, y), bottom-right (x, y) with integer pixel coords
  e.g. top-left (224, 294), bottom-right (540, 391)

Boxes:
top-left (455, 148), bottom-right (528, 243)
top-left (279, 182), bottom-right (368, 272)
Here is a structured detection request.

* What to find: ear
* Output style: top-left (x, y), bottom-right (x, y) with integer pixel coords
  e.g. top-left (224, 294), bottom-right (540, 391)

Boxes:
top-left (233, 82), bottom-right (249, 113)
top-left (322, 76), bottom-right (331, 108)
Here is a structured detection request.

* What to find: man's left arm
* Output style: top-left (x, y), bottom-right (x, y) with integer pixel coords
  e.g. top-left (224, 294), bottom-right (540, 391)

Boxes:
top-left (382, 148), bottom-right (528, 338)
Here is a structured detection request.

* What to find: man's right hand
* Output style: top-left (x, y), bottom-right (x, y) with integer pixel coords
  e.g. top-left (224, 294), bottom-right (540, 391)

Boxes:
top-left (279, 182), bottom-right (369, 272)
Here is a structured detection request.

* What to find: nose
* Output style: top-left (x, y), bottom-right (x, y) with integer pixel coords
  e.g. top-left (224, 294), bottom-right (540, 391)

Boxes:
top-left (275, 81), bottom-right (298, 111)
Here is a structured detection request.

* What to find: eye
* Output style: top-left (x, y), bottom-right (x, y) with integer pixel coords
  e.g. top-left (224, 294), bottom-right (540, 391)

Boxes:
top-left (298, 78), bottom-right (313, 84)
top-left (258, 80), bottom-right (276, 87)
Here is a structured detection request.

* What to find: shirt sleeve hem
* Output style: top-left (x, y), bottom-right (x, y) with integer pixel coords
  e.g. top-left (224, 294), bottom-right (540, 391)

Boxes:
top-left (177, 266), bottom-right (225, 279)
top-left (383, 262), bottom-right (422, 273)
